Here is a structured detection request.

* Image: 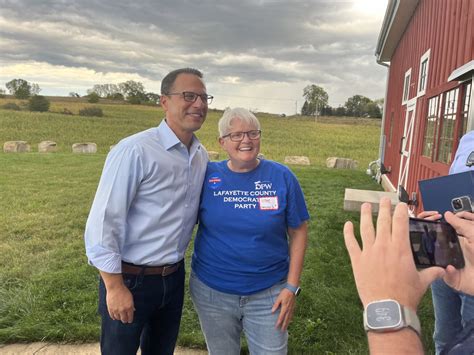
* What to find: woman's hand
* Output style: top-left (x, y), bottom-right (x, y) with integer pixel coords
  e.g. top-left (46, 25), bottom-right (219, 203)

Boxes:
top-left (272, 288), bottom-right (296, 331)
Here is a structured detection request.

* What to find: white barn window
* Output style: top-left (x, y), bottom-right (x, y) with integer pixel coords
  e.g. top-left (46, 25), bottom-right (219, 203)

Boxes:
top-left (417, 49), bottom-right (431, 96)
top-left (402, 68), bottom-right (412, 104)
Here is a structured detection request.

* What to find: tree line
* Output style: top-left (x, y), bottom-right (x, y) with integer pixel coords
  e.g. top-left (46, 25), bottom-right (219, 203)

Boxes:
top-left (1, 78), bottom-right (160, 106)
top-left (2, 78), bottom-right (383, 118)
top-left (82, 81), bottom-right (160, 105)
top-left (301, 84), bottom-right (383, 118)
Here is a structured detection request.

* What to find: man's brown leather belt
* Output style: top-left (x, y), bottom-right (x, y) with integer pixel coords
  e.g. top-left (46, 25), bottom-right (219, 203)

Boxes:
top-left (121, 260), bottom-right (182, 277)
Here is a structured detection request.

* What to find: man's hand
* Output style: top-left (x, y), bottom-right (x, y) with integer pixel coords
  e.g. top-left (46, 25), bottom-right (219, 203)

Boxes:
top-left (343, 197), bottom-right (445, 309)
top-left (444, 211), bottom-right (474, 295)
top-left (272, 288), bottom-right (296, 331)
top-left (100, 271), bottom-right (135, 323)
top-left (106, 284), bottom-right (135, 323)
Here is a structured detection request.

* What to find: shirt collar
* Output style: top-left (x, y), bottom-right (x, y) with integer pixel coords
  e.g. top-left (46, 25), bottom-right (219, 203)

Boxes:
top-left (157, 119), bottom-right (202, 153)
top-left (157, 119), bottom-right (182, 150)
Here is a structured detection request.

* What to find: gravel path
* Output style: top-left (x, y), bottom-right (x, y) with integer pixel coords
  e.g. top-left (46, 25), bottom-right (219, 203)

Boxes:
top-left (0, 343), bottom-right (207, 354)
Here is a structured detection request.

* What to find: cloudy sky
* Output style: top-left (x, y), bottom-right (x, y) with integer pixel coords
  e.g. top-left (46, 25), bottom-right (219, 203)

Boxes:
top-left (0, 0), bottom-right (389, 115)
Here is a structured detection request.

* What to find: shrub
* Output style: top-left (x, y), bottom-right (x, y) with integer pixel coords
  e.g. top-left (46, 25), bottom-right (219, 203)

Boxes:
top-left (79, 107), bottom-right (103, 117)
top-left (28, 95), bottom-right (50, 112)
top-left (2, 102), bottom-right (21, 110)
top-left (127, 95), bottom-right (142, 105)
top-left (87, 92), bottom-right (100, 103)
top-left (107, 92), bottom-right (124, 101)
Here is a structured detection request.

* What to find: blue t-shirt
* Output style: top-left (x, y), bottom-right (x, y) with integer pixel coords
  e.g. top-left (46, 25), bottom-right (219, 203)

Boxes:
top-left (192, 159), bottom-right (310, 295)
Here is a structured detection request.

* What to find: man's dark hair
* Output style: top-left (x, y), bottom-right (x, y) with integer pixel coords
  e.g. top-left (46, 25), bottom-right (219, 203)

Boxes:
top-left (161, 68), bottom-right (203, 95)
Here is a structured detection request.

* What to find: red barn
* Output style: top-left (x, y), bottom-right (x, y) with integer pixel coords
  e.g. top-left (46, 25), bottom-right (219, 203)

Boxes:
top-left (375, 0), bottom-right (473, 212)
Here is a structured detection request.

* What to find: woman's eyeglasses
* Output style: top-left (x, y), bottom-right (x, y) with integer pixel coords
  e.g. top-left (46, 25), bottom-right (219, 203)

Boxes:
top-left (222, 130), bottom-right (261, 142)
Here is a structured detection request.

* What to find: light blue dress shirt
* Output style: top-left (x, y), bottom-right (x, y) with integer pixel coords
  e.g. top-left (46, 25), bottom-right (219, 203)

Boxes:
top-left (84, 120), bottom-right (208, 273)
top-left (449, 130), bottom-right (474, 174)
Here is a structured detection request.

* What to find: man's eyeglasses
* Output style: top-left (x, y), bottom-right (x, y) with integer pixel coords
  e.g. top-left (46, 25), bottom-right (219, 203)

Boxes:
top-left (222, 130), bottom-right (262, 142)
top-left (166, 91), bottom-right (214, 104)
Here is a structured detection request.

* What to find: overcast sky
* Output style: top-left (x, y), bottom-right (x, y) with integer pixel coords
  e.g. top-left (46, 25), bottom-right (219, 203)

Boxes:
top-left (0, 0), bottom-right (389, 115)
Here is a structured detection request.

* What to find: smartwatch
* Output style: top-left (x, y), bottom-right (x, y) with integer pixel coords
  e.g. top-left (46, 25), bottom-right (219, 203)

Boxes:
top-left (364, 299), bottom-right (421, 336)
top-left (285, 283), bottom-right (301, 296)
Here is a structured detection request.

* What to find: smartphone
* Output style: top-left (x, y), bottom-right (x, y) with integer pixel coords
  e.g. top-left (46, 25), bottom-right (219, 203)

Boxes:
top-left (451, 196), bottom-right (473, 213)
top-left (409, 217), bottom-right (465, 269)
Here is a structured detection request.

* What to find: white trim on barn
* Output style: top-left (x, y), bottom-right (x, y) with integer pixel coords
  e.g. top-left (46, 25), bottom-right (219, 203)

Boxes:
top-left (448, 60), bottom-right (474, 82)
top-left (402, 68), bottom-right (412, 104)
top-left (398, 97), bottom-right (417, 190)
top-left (448, 61), bottom-right (474, 132)
top-left (417, 49), bottom-right (430, 96)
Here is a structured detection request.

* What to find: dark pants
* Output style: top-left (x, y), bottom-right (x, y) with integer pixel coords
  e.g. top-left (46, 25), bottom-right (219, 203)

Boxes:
top-left (98, 264), bottom-right (185, 355)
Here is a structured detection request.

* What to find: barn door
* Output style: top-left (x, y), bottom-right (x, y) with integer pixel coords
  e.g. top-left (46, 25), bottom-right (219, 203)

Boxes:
top-left (398, 98), bottom-right (417, 190)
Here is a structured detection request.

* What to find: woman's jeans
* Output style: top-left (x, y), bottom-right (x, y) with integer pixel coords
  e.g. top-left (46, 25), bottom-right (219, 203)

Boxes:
top-left (98, 265), bottom-right (185, 355)
top-left (432, 278), bottom-right (474, 354)
top-left (190, 272), bottom-right (288, 355)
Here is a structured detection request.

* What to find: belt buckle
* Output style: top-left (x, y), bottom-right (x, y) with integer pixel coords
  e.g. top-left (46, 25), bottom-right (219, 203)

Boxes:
top-left (161, 265), bottom-right (172, 276)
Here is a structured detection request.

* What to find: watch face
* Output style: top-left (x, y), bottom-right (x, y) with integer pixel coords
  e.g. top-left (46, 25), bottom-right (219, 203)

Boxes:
top-left (366, 300), bottom-right (402, 330)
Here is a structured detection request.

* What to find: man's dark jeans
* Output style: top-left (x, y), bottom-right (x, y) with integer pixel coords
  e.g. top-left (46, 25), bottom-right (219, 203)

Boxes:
top-left (98, 265), bottom-right (185, 355)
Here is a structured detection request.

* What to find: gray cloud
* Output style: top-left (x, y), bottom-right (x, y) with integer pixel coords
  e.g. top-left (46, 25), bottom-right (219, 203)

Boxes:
top-left (0, 0), bottom-right (388, 113)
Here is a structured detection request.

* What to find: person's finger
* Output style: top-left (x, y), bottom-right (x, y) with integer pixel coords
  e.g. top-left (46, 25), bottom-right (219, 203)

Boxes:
top-left (125, 308), bottom-right (134, 323)
top-left (417, 210), bottom-right (442, 220)
top-left (376, 197), bottom-right (392, 243)
top-left (454, 211), bottom-right (474, 221)
top-left (360, 202), bottom-right (376, 247)
top-left (344, 221), bottom-right (361, 262)
top-left (278, 310), bottom-right (288, 330)
top-left (271, 292), bottom-right (284, 313)
top-left (108, 308), bottom-right (116, 320)
top-left (119, 311), bottom-right (128, 323)
top-left (443, 265), bottom-right (461, 290)
top-left (419, 267), bottom-right (445, 289)
top-left (445, 212), bottom-right (471, 239)
top-left (272, 300), bottom-right (281, 314)
top-left (391, 202), bottom-right (410, 253)
top-left (281, 307), bottom-right (294, 331)
top-left (275, 304), bottom-right (287, 329)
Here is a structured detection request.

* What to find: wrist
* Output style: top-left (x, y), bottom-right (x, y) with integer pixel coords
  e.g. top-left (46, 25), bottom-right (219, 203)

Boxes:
top-left (101, 273), bottom-right (126, 291)
top-left (367, 329), bottom-right (423, 353)
top-left (284, 283), bottom-right (301, 296)
top-left (364, 299), bottom-right (421, 337)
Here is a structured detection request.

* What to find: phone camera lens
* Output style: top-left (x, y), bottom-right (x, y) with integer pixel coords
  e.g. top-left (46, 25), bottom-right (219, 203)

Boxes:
top-left (452, 199), bottom-right (462, 210)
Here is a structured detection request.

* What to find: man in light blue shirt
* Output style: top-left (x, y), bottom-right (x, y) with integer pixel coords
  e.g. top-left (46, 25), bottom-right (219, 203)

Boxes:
top-left (84, 68), bottom-right (211, 355)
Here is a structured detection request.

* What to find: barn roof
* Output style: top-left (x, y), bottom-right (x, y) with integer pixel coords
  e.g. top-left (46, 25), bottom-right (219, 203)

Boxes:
top-left (375, 0), bottom-right (419, 64)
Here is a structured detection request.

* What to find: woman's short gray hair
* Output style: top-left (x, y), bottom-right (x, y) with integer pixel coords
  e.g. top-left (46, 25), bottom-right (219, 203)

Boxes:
top-left (218, 108), bottom-right (261, 137)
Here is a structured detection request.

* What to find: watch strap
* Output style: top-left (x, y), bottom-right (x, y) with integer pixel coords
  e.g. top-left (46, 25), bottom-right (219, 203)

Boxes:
top-left (284, 283), bottom-right (301, 296)
top-left (402, 304), bottom-right (421, 337)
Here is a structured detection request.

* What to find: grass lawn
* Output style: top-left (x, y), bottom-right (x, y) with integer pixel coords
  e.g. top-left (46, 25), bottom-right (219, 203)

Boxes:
top-left (0, 98), bottom-right (436, 353)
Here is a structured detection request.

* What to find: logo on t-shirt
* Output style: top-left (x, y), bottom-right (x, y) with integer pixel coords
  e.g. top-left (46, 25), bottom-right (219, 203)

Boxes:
top-left (208, 174), bottom-right (222, 189)
top-left (254, 180), bottom-right (272, 190)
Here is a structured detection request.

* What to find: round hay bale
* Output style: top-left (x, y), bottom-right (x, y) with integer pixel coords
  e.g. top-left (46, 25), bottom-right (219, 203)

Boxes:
top-left (38, 141), bottom-right (57, 153)
top-left (3, 141), bottom-right (31, 153)
top-left (72, 143), bottom-right (97, 154)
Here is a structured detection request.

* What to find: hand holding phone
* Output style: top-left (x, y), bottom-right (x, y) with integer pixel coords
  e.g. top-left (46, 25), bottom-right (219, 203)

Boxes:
top-left (409, 217), bottom-right (465, 269)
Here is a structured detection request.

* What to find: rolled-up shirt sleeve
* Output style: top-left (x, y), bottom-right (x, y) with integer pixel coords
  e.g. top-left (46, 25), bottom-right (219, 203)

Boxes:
top-left (84, 145), bottom-right (143, 273)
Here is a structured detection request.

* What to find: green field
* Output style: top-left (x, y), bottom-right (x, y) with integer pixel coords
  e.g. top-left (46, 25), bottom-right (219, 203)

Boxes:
top-left (0, 98), bottom-right (436, 353)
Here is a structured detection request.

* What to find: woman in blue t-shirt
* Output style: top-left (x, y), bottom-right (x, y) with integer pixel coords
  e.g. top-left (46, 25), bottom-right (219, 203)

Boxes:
top-left (190, 107), bottom-right (310, 354)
